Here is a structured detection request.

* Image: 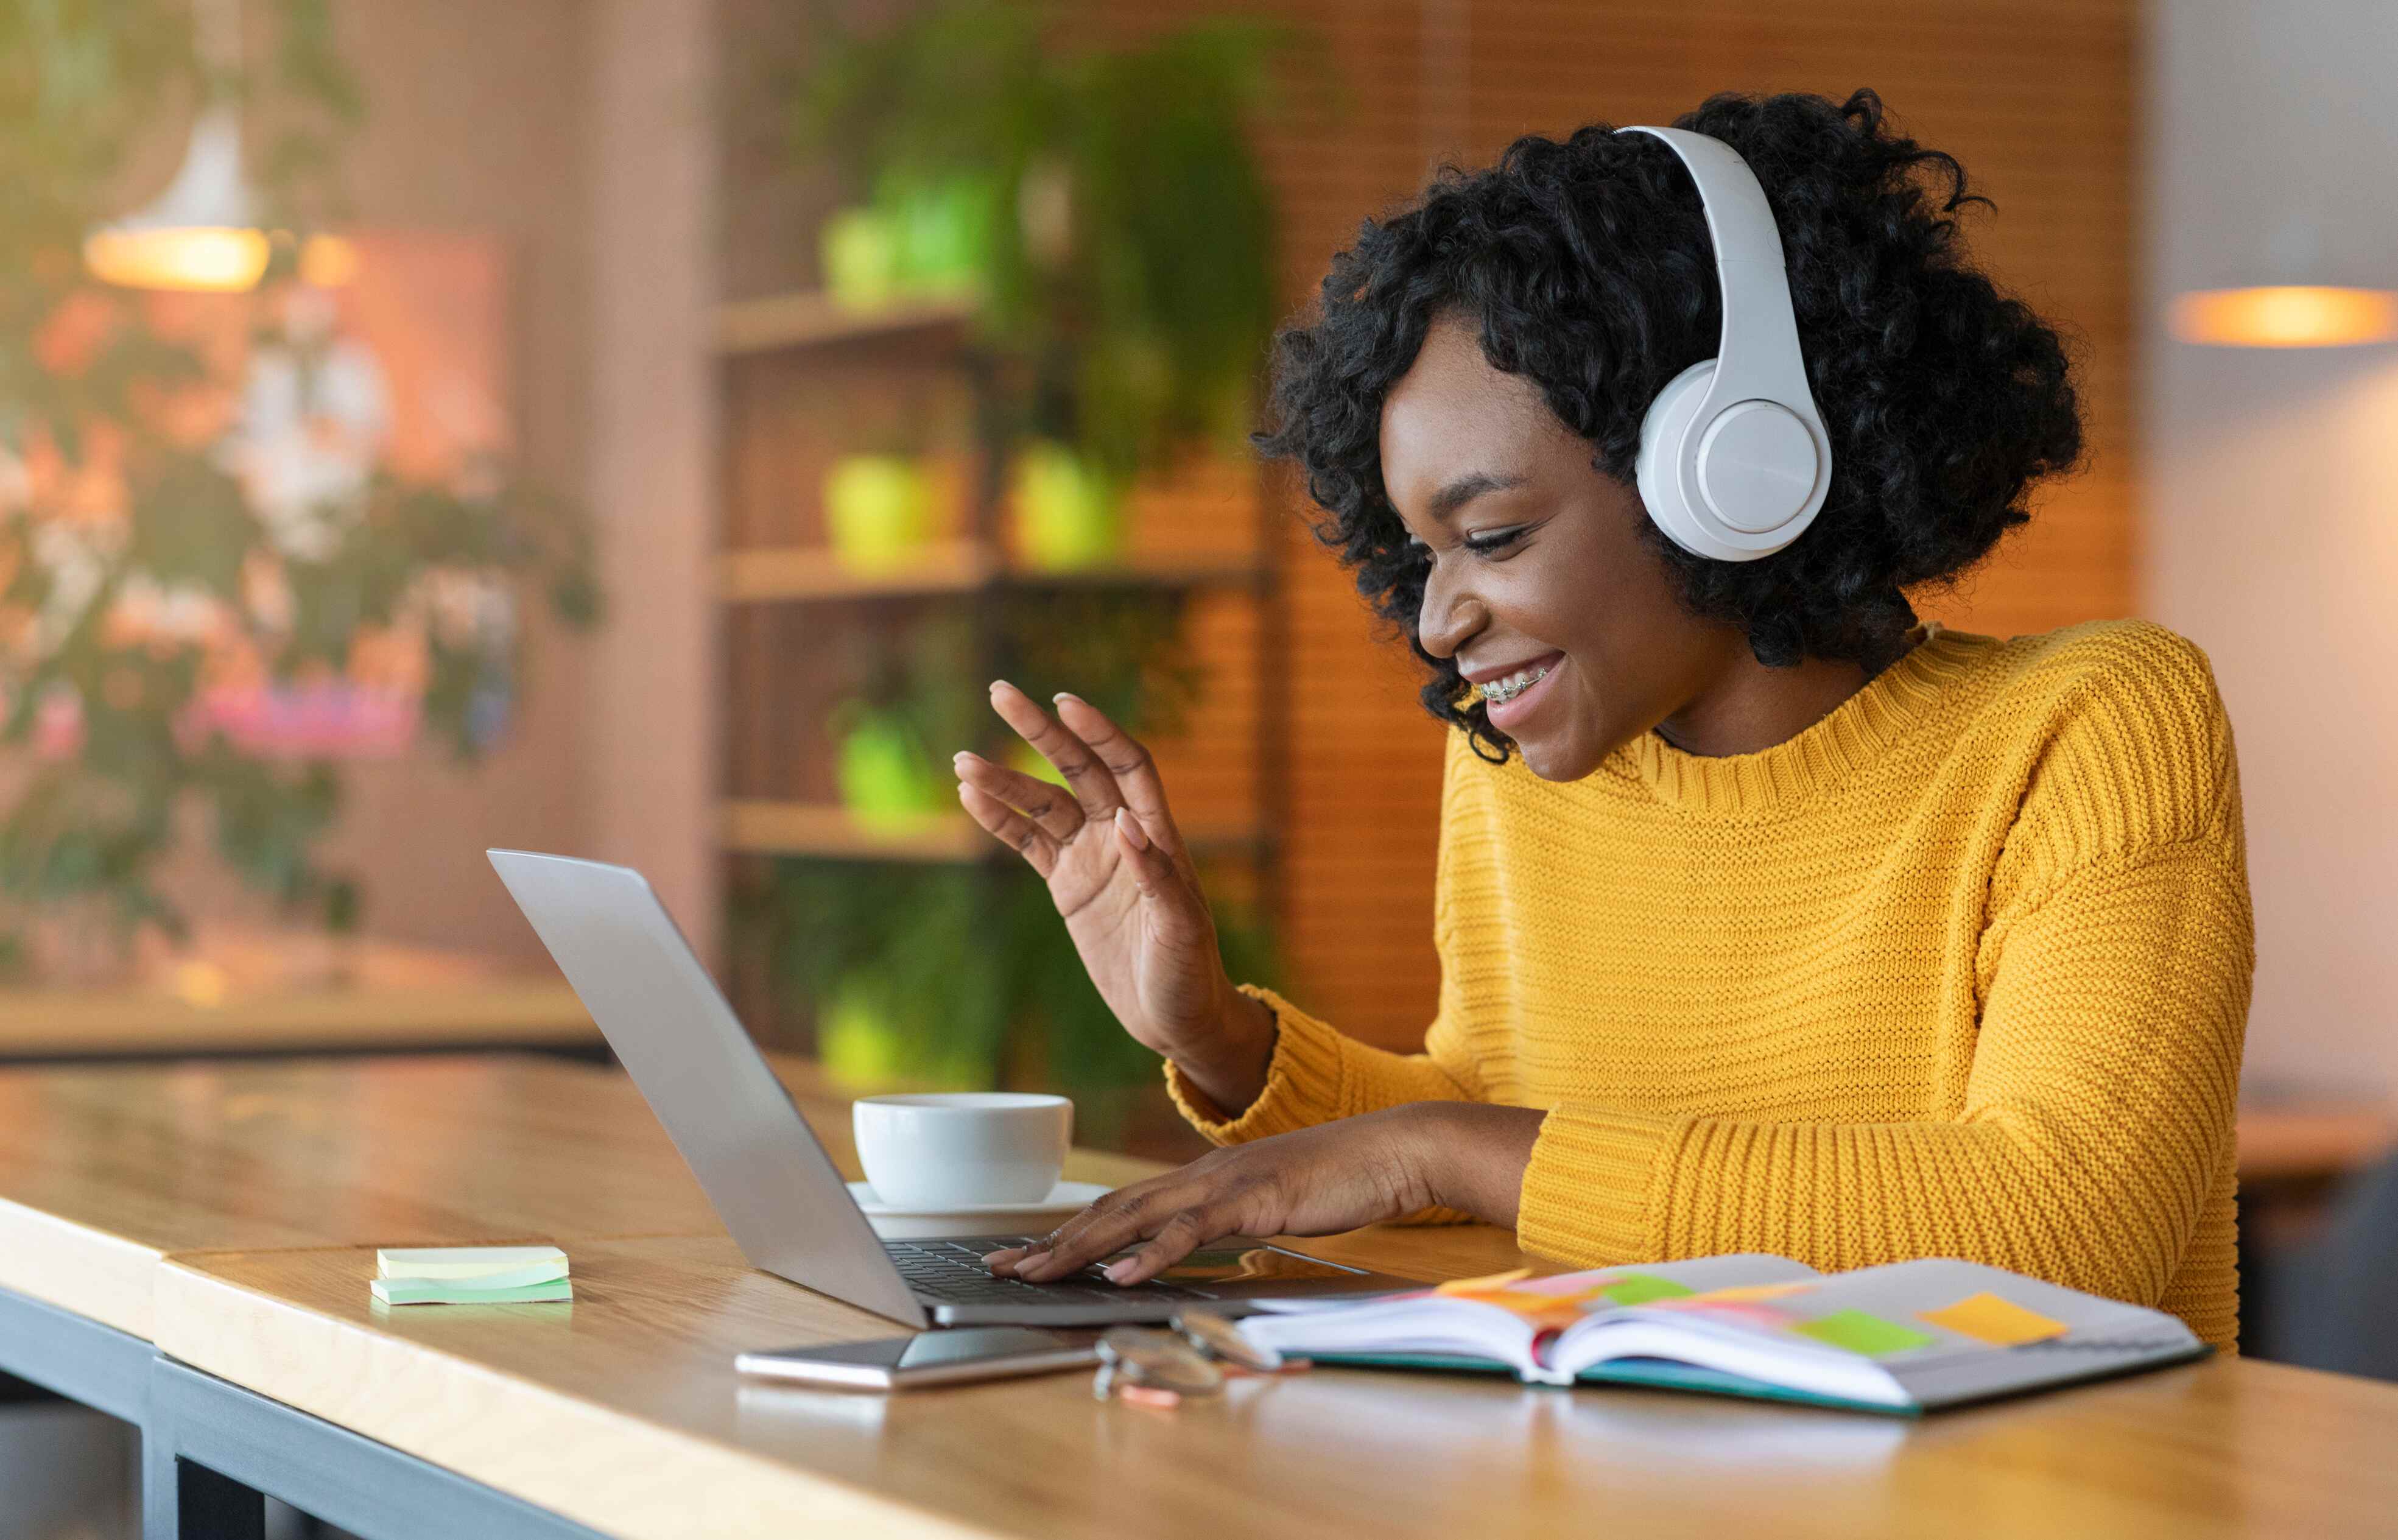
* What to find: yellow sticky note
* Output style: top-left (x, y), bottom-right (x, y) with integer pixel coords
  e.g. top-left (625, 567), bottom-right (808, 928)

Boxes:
top-left (1918, 1292), bottom-right (2069, 1347)
top-left (1434, 1267), bottom-right (1534, 1298)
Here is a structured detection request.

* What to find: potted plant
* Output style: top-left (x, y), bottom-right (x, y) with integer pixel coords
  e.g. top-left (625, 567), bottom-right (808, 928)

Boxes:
top-left (751, 592), bottom-right (1222, 1111)
top-left (750, 4), bottom-right (1324, 1117)
top-left (0, 2), bottom-right (597, 976)
top-left (786, 1), bottom-right (1316, 562)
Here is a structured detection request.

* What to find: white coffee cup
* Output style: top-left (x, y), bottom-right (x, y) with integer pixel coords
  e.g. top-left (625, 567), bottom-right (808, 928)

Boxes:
top-left (851, 1092), bottom-right (1072, 1210)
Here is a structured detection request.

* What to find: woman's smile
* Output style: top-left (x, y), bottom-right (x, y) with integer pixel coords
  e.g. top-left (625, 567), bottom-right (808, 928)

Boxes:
top-left (1470, 650), bottom-right (1566, 731)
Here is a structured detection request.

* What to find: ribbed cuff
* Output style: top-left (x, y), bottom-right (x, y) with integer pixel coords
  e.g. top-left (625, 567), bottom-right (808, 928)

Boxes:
top-left (1163, 985), bottom-right (1349, 1144)
top-left (1515, 1103), bottom-right (1684, 1266)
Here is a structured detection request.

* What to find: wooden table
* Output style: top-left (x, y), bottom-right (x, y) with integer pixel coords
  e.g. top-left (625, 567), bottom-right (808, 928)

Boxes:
top-left (0, 1052), bottom-right (1154, 1341)
top-left (0, 979), bottom-right (602, 1059)
top-left (1, 1055), bottom-right (2395, 1539)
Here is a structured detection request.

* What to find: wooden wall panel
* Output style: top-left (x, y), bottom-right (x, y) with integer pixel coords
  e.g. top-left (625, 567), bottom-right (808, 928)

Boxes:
top-left (961, 1), bottom-right (2136, 1052)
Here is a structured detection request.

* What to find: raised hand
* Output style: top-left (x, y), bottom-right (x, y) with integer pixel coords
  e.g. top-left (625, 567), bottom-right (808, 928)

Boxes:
top-left (953, 681), bottom-right (1273, 1108)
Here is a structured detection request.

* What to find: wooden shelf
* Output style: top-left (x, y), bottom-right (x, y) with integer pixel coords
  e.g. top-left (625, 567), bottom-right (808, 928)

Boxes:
top-left (714, 289), bottom-right (976, 355)
top-left (724, 801), bottom-right (985, 862)
top-left (722, 540), bottom-right (990, 602)
top-left (721, 541), bottom-right (1268, 603)
top-left (722, 800), bottom-right (1270, 863)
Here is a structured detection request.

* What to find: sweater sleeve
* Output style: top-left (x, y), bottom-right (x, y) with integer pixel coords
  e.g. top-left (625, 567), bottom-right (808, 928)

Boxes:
top-left (1516, 831), bottom-right (2254, 1312)
top-left (1162, 980), bottom-right (1487, 1143)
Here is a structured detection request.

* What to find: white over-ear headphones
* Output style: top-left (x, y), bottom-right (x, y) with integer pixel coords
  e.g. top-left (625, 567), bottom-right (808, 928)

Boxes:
top-left (1618, 126), bottom-right (1831, 561)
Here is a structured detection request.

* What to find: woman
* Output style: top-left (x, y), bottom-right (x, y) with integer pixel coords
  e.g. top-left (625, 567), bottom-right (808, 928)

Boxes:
top-left (952, 90), bottom-right (2252, 1348)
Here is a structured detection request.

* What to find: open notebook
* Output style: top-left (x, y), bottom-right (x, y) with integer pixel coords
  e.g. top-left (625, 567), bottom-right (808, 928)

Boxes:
top-left (1234, 1256), bottom-right (2207, 1415)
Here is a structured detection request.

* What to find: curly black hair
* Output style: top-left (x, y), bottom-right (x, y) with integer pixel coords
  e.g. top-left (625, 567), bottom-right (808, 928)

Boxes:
top-left (1249, 88), bottom-right (2084, 762)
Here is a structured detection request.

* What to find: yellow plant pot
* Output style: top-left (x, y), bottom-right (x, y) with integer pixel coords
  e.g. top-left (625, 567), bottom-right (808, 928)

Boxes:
top-left (1008, 441), bottom-right (1124, 571)
top-left (823, 455), bottom-right (932, 572)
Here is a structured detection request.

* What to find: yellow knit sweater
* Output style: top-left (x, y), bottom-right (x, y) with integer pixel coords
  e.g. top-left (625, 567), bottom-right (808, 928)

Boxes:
top-left (1169, 619), bottom-right (2254, 1349)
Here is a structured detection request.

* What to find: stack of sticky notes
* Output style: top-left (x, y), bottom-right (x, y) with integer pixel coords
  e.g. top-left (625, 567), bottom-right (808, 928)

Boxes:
top-left (371, 1246), bottom-right (572, 1306)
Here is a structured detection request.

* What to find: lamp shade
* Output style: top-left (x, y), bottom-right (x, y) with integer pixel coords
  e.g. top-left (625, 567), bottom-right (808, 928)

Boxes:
top-left (2168, 285), bottom-right (2398, 348)
top-left (82, 107), bottom-right (270, 293)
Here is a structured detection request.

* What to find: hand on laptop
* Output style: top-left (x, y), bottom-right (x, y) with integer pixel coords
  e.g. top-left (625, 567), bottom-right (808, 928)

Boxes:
top-left (955, 681), bottom-right (1278, 1114)
top-left (981, 1102), bottom-right (1547, 1287)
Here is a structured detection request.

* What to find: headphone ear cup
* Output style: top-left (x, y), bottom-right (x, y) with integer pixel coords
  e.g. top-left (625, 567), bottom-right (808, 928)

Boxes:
top-left (1633, 359), bottom-right (1717, 557)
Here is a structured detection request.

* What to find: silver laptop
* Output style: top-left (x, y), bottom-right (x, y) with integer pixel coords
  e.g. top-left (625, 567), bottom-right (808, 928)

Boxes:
top-left (488, 849), bottom-right (1418, 1327)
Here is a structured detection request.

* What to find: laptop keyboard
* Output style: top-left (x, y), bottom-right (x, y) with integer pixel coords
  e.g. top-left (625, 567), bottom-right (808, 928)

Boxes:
top-left (882, 1237), bottom-right (1214, 1305)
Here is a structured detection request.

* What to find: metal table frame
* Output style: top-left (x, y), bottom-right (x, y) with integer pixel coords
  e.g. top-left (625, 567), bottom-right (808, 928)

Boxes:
top-left (0, 1280), bottom-right (605, 1540)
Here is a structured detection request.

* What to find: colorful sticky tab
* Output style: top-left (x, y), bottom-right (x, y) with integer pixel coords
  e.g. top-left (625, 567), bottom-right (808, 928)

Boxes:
top-left (1918, 1292), bottom-right (2069, 1347)
top-left (1433, 1268), bottom-right (1534, 1298)
top-left (1658, 1299), bottom-right (1798, 1332)
top-left (1793, 1309), bottom-right (1938, 1357)
top-left (1509, 1271), bottom-right (1629, 1298)
top-left (1597, 1273), bottom-right (1698, 1306)
top-left (1689, 1282), bottom-right (1813, 1304)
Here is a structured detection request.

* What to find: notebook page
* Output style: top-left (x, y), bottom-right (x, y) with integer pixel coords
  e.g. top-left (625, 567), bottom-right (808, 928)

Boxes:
top-left (1554, 1257), bottom-right (2201, 1408)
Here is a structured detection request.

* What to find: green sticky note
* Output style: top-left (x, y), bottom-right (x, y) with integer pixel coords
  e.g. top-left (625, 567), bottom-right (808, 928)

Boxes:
top-left (370, 1278), bottom-right (574, 1307)
top-left (1598, 1273), bottom-right (1698, 1306)
top-left (1793, 1309), bottom-right (1936, 1357)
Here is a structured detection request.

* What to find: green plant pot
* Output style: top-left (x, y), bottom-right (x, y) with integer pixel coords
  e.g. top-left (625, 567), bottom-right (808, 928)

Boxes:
top-left (835, 712), bottom-right (944, 832)
top-left (1009, 441), bottom-right (1124, 571)
top-left (823, 455), bottom-right (932, 572)
top-left (820, 206), bottom-right (904, 312)
top-left (818, 977), bottom-right (908, 1085)
top-left (881, 171), bottom-right (1001, 301)
top-left (818, 976), bottom-right (989, 1090)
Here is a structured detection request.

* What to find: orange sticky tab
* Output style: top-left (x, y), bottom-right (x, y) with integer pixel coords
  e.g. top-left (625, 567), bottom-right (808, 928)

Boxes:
top-left (1918, 1292), bottom-right (2069, 1347)
top-left (1692, 1282), bottom-right (1814, 1304)
top-left (1434, 1268), bottom-right (1535, 1297)
top-left (1508, 1271), bottom-right (1627, 1298)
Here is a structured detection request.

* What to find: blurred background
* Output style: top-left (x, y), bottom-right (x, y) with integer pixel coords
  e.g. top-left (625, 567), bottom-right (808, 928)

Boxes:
top-left (2, 2), bottom-right (2395, 1522)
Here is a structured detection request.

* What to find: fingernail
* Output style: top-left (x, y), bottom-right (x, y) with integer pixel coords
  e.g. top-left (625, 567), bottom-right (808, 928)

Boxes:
top-left (1114, 807), bottom-right (1148, 851)
top-left (953, 750), bottom-right (982, 766)
top-left (1105, 1259), bottom-right (1138, 1285)
top-left (989, 679), bottom-right (1013, 695)
top-left (1053, 691), bottom-right (1084, 705)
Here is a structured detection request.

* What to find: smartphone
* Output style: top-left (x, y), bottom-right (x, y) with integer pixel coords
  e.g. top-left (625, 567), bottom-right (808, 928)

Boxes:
top-left (735, 1327), bottom-right (1100, 1390)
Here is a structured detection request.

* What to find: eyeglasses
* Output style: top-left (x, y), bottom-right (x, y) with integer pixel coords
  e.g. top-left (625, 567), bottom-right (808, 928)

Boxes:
top-left (1173, 1307), bottom-right (1289, 1373)
top-left (1092, 1327), bottom-right (1223, 1407)
top-left (1091, 1313), bottom-right (1310, 1408)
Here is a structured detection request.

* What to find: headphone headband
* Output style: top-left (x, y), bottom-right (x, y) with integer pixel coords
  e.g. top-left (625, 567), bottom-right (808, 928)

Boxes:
top-left (1617, 126), bottom-right (1832, 560)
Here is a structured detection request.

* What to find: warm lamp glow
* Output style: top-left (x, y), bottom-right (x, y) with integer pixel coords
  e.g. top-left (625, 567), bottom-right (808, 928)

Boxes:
top-left (82, 226), bottom-right (272, 293)
top-left (2170, 286), bottom-right (2398, 348)
top-left (82, 100), bottom-right (272, 294)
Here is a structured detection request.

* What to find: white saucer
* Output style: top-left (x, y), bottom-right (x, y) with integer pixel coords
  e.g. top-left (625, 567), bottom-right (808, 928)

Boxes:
top-left (846, 1179), bottom-right (1111, 1239)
